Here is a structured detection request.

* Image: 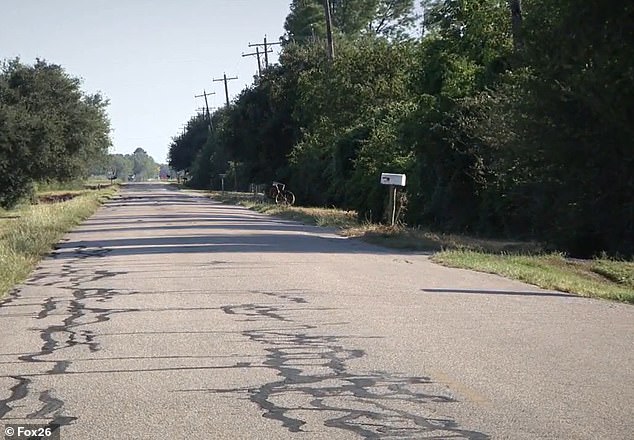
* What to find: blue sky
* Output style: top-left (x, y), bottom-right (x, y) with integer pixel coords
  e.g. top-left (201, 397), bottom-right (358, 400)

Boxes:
top-left (1, 0), bottom-right (292, 163)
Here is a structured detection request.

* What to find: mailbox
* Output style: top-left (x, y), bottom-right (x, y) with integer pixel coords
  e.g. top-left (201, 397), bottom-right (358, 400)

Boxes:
top-left (380, 173), bottom-right (406, 186)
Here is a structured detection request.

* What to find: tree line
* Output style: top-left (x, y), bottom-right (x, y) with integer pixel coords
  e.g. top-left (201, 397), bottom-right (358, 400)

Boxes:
top-left (0, 59), bottom-right (112, 207)
top-left (168, 0), bottom-right (633, 257)
top-left (92, 148), bottom-right (162, 182)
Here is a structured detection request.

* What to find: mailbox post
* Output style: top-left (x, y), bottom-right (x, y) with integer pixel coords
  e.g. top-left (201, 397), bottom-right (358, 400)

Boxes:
top-left (380, 173), bottom-right (406, 226)
top-left (219, 174), bottom-right (227, 192)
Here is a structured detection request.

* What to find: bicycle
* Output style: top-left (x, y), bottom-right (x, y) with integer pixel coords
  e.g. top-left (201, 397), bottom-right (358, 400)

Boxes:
top-left (268, 181), bottom-right (296, 206)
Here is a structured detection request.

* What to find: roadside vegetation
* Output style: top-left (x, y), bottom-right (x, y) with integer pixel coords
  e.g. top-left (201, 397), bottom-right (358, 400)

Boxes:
top-left (168, 0), bottom-right (633, 260)
top-left (211, 191), bottom-right (633, 304)
top-left (0, 59), bottom-right (112, 208)
top-left (209, 191), bottom-right (358, 228)
top-left (0, 186), bottom-right (117, 300)
top-left (168, 1), bottom-right (631, 303)
top-left (433, 252), bottom-right (634, 304)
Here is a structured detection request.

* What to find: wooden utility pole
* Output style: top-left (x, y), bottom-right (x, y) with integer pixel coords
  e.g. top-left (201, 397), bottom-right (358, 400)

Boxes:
top-left (194, 89), bottom-right (215, 131)
top-left (323, 0), bottom-right (335, 60)
top-left (509, 0), bottom-right (523, 50)
top-left (248, 35), bottom-right (281, 68)
top-left (243, 46), bottom-right (273, 77)
top-left (213, 73), bottom-right (238, 107)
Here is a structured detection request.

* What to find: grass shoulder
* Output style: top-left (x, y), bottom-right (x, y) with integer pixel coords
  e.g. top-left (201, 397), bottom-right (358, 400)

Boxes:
top-left (210, 190), bottom-right (633, 304)
top-left (433, 251), bottom-right (633, 304)
top-left (0, 186), bottom-right (118, 300)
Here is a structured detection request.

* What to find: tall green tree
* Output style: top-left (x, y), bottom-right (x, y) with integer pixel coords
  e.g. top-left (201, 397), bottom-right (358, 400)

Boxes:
top-left (0, 58), bottom-right (111, 207)
top-left (167, 113), bottom-right (209, 173)
top-left (284, 0), bottom-right (327, 42)
top-left (284, 0), bottom-right (419, 42)
top-left (289, 37), bottom-right (417, 215)
top-left (475, 0), bottom-right (634, 254)
top-left (131, 147), bottom-right (158, 181)
top-left (179, 0), bottom-right (633, 256)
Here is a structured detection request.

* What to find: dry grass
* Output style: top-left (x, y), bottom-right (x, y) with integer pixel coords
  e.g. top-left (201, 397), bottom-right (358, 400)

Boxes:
top-left (209, 191), bottom-right (358, 229)
top-left (341, 224), bottom-right (544, 254)
top-left (211, 191), bottom-right (543, 252)
top-left (0, 187), bottom-right (117, 299)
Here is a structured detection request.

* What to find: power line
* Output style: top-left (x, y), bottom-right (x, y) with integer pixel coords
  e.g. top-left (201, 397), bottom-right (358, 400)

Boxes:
top-left (242, 46), bottom-right (272, 77)
top-left (323, 0), bottom-right (335, 60)
top-left (213, 73), bottom-right (239, 107)
top-left (248, 34), bottom-right (281, 68)
top-left (194, 89), bottom-right (216, 131)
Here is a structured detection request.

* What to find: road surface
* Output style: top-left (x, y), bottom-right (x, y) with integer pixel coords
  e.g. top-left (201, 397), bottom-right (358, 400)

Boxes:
top-left (1, 183), bottom-right (632, 439)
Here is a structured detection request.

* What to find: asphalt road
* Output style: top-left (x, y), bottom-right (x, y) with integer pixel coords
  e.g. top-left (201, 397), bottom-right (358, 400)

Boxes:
top-left (1, 183), bottom-right (632, 439)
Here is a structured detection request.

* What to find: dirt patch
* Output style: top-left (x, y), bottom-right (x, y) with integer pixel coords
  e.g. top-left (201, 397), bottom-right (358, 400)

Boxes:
top-left (37, 193), bottom-right (79, 204)
top-left (84, 183), bottom-right (112, 190)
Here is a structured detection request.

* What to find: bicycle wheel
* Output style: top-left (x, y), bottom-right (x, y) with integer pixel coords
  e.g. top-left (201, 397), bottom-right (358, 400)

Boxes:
top-left (283, 190), bottom-right (295, 206)
top-left (275, 191), bottom-right (288, 205)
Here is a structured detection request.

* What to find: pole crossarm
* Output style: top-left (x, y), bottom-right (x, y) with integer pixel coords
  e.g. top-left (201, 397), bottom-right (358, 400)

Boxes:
top-left (194, 89), bottom-right (216, 131)
top-left (248, 35), bottom-right (281, 68)
top-left (242, 47), bottom-right (273, 77)
top-left (213, 74), bottom-right (239, 107)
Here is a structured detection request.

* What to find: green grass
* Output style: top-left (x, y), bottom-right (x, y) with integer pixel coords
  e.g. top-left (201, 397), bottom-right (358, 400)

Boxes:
top-left (210, 190), bottom-right (633, 304)
top-left (432, 251), bottom-right (634, 304)
top-left (590, 259), bottom-right (634, 289)
top-left (0, 187), bottom-right (117, 299)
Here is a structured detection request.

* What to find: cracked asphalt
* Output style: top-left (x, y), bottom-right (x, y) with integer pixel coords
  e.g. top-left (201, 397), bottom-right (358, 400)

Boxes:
top-left (1, 183), bottom-right (632, 439)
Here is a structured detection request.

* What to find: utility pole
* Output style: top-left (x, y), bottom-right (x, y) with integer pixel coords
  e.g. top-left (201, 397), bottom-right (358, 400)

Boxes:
top-left (213, 73), bottom-right (238, 107)
top-left (248, 35), bottom-right (281, 69)
top-left (242, 46), bottom-right (272, 77)
top-left (323, 0), bottom-right (335, 60)
top-left (194, 89), bottom-right (215, 131)
top-left (508, 0), bottom-right (523, 51)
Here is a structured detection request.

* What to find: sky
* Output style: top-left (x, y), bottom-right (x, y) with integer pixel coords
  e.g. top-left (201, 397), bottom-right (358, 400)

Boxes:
top-left (0, 0), bottom-right (292, 163)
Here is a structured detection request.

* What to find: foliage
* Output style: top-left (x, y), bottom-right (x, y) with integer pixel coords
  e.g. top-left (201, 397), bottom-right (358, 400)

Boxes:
top-left (289, 37), bottom-right (417, 219)
top-left (170, 0), bottom-right (633, 257)
top-left (130, 148), bottom-right (159, 181)
top-left (283, 0), bottom-right (419, 42)
top-left (454, 0), bottom-right (634, 255)
top-left (167, 113), bottom-right (209, 173)
top-left (0, 59), bottom-right (111, 208)
top-left (93, 149), bottom-right (160, 182)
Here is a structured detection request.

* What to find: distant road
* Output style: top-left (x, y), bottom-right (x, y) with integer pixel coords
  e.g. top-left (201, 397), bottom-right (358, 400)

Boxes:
top-left (1, 183), bottom-right (632, 439)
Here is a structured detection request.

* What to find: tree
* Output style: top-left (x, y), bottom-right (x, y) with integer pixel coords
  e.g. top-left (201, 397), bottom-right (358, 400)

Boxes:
top-left (179, 0), bottom-right (633, 256)
top-left (284, 0), bottom-right (327, 43)
top-left (289, 37), bottom-right (417, 214)
top-left (284, 0), bottom-right (419, 42)
top-left (131, 148), bottom-right (158, 181)
top-left (0, 58), bottom-right (111, 207)
top-left (167, 113), bottom-right (209, 172)
top-left (108, 154), bottom-right (133, 180)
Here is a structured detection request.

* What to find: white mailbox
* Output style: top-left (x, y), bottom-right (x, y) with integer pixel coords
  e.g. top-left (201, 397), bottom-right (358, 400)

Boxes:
top-left (380, 173), bottom-right (406, 186)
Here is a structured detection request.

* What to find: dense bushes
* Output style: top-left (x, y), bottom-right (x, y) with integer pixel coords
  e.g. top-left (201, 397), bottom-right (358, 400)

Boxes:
top-left (168, 0), bottom-right (633, 257)
top-left (0, 59), bottom-right (111, 208)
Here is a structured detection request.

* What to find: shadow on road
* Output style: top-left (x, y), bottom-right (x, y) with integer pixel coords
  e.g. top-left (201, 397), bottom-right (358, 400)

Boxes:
top-left (50, 188), bottom-right (412, 257)
top-left (421, 288), bottom-right (576, 298)
top-left (0, 184), bottom-right (485, 438)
